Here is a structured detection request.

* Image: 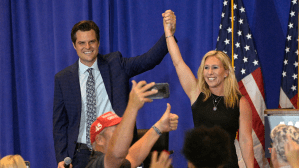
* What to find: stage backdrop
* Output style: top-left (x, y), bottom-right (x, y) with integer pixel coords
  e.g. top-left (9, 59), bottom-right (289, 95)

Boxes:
top-left (0, 0), bottom-right (291, 167)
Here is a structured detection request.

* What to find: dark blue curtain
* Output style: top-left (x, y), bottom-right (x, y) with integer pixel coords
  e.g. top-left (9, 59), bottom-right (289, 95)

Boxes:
top-left (0, 0), bottom-right (290, 167)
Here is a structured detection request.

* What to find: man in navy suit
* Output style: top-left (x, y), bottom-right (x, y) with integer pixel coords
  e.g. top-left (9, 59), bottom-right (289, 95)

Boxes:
top-left (53, 10), bottom-right (176, 168)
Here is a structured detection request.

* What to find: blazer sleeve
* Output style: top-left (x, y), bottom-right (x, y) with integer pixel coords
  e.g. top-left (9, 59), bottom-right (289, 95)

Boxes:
top-left (53, 74), bottom-right (69, 163)
top-left (120, 34), bottom-right (171, 77)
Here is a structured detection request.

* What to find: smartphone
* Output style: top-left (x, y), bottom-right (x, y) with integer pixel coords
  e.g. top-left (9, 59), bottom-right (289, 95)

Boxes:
top-left (146, 83), bottom-right (170, 99)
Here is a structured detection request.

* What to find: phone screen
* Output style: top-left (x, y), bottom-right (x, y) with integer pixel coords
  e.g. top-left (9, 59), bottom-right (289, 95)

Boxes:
top-left (146, 83), bottom-right (170, 99)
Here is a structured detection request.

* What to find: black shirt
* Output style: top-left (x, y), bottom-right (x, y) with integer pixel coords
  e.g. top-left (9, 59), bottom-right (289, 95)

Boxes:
top-left (85, 151), bottom-right (131, 168)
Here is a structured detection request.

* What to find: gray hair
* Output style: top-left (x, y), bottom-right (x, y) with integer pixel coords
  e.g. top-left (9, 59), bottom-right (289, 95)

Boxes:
top-left (270, 124), bottom-right (299, 163)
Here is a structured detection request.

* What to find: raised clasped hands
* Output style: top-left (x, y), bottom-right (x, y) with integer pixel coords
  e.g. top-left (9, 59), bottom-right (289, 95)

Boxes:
top-left (162, 10), bottom-right (176, 36)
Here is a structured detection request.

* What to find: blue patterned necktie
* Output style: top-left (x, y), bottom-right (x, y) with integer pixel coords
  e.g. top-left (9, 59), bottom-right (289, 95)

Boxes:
top-left (86, 68), bottom-right (96, 149)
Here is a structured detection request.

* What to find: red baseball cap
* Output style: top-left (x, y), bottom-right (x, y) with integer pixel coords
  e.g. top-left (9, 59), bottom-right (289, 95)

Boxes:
top-left (90, 111), bottom-right (122, 144)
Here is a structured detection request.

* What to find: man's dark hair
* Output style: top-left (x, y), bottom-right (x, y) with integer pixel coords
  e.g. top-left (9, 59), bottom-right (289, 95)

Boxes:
top-left (71, 20), bottom-right (100, 44)
top-left (182, 125), bottom-right (231, 168)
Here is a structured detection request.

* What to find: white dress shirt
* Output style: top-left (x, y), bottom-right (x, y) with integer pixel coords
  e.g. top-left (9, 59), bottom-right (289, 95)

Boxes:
top-left (77, 58), bottom-right (114, 144)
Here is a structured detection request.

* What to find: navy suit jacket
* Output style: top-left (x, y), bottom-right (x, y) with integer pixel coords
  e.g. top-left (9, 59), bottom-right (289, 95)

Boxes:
top-left (53, 34), bottom-right (169, 163)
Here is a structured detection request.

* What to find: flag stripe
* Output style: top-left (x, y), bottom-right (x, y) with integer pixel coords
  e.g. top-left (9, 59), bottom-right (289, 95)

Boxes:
top-left (279, 87), bottom-right (295, 108)
top-left (290, 94), bottom-right (298, 108)
top-left (251, 68), bottom-right (266, 99)
top-left (252, 130), bottom-right (270, 168)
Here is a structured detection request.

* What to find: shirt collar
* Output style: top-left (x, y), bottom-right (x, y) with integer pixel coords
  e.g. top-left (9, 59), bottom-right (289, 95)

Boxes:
top-left (79, 59), bottom-right (99, 74)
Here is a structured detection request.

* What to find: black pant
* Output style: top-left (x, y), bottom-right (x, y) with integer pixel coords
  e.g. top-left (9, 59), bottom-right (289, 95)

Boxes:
top-left (72, 144), bottom-right (92, 168)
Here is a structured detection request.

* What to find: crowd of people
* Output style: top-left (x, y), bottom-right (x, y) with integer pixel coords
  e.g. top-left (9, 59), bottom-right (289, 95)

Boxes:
top-left (2, 9), bottom-right (299, 168)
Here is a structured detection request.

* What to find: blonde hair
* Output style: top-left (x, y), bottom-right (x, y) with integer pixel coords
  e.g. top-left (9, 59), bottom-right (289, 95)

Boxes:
top-left (0, 155), bottom-right (27, 168)
top-left (197, 50), bottom-right (241, 108)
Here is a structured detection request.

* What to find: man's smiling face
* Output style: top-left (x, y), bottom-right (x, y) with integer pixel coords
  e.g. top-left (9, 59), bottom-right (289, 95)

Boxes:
top-left (73, 29), bottom-right (100, 67)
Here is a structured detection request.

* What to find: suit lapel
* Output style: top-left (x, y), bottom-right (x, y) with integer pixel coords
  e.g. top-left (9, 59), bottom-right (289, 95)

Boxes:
top-left (97, 54), bottom-right (112, 104)
top-left (69, 61), bottom-right (82, 113)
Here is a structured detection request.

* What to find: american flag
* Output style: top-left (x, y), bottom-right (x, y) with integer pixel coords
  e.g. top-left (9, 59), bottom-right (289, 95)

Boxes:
top-left (279, 0), bottom-right (298, 109)
top-left (216, 0), bottom-right (269, 167)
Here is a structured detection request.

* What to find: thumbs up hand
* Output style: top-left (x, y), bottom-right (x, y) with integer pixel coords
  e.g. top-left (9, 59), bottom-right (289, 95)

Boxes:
top-left (154, 103), bottom-right (179, 133)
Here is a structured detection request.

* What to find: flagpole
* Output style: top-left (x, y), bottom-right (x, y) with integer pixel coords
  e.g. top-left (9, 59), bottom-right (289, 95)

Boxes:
top-left (231, 0), bottom-right (234, 67)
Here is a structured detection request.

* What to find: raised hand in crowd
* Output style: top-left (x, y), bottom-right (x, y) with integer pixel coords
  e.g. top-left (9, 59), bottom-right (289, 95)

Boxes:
top-left (150, 150), bottom-right (172, 168)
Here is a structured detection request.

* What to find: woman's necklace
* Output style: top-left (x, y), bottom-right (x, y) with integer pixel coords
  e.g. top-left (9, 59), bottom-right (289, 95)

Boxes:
top-left (212, 94), bottom-right (222, 111)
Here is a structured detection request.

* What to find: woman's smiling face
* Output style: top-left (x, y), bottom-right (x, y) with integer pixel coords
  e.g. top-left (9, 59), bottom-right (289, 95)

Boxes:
top-left (203, 56), bottom-right (228, 89)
